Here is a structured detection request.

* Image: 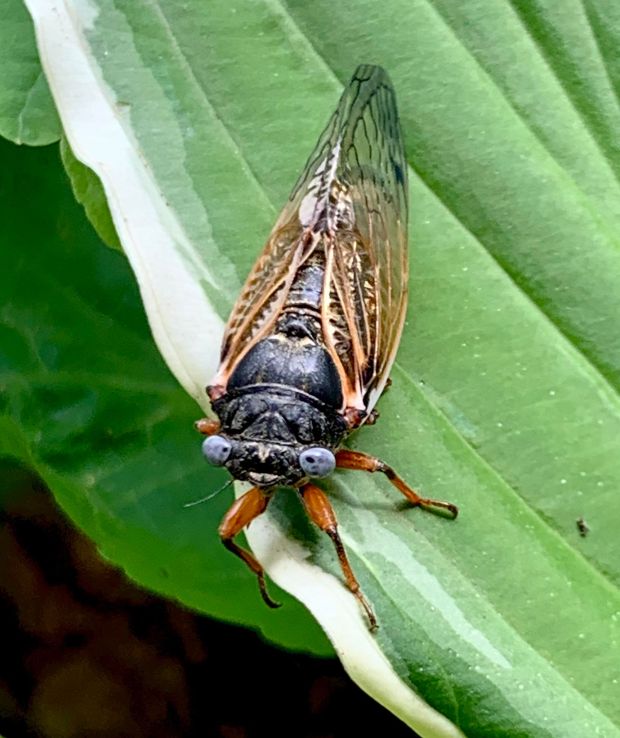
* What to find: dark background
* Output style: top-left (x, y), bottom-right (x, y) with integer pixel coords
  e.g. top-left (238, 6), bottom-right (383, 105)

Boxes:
top-left (0, 461), bottom-right (415, 738)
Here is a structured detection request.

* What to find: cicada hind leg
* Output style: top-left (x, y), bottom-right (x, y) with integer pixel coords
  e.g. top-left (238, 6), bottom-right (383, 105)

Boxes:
top-left (335, 449), bottom-right (459, 518)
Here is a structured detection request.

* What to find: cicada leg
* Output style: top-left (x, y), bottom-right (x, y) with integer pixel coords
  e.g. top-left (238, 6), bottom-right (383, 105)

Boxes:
top-left (195, 417), bottom-right (221, 435)
top-left (218, 487), bottom-right (281, 609)
top-left (335, 449), bottom-right (459, 519)
top-left (300, 483), bottom-right (377, 630)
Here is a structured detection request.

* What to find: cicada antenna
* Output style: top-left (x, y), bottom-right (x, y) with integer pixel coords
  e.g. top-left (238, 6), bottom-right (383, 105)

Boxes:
top-left (183, 479), bottom-right (234, 508)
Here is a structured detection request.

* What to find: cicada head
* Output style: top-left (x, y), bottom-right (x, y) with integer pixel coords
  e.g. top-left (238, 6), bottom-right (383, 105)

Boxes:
top-left (203, 388), bottom-right (347, 489)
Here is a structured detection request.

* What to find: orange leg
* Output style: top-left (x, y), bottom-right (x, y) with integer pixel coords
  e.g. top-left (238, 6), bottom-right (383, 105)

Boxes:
top-left (336, 449), bottom-right (458, 519)
top-left (218, 487), bottom-right (280, 609)
top-left (300, 483), bottom-right (377, 630)
top-left (195, 417), bottom-right (221, 435)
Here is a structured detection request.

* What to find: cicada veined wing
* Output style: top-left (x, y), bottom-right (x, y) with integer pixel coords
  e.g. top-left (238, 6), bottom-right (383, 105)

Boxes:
top-left (212, 64), bottom-right (408, 423)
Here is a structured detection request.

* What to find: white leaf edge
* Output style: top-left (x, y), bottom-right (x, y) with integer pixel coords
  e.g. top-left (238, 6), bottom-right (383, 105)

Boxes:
top-left (24, 1), bottom-right (466, 736)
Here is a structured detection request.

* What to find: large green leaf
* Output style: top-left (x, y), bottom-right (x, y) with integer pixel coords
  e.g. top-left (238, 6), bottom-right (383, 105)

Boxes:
top-left (21, 1), bottom-right (620, 736)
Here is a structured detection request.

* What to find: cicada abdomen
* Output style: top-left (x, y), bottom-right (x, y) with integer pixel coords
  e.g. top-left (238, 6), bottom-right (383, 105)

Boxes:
top-left (197, 65), bottom-right (457, 629)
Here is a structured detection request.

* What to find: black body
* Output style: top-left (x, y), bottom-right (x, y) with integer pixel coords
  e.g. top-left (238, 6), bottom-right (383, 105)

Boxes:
top-left (210, 253), bottom-right (348, 488)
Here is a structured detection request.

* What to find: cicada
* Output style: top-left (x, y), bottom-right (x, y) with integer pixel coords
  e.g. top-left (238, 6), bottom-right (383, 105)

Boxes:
top-left (197, 65), bottom-right (457, 629)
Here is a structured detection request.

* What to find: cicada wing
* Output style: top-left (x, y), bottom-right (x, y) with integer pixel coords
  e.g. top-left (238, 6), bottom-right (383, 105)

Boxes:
top-left (212, 77), bottom-right (349, 388)
top-left (320, 66), bottom-right (409, 418)
top-left (213, 65), bottom-right (408, 413)
top-left (214, 220), bottom-right (301, 386)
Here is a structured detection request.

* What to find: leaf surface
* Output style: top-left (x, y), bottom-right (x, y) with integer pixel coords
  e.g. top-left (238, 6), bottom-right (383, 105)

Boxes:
top-left (19, 1), bottom-right (620, 735)
top-left (0, 0), bottom-right (60, 145)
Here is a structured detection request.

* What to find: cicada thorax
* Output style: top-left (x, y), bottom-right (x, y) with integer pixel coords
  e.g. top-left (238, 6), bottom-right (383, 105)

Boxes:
top-left (208, 242), bottom-right (350, 488)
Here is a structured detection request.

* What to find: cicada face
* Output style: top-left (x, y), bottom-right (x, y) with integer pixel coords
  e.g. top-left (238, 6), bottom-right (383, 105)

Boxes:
top-left (202, 437), bottom-right (340, 489)
top-left (203, 434), bottom-right (304, 488)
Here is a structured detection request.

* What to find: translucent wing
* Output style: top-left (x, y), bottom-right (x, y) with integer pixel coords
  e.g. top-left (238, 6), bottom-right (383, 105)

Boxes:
top-left (213, 65), bottom-right (408, 419)
top-left (315, 65), bottom-right (408, 417)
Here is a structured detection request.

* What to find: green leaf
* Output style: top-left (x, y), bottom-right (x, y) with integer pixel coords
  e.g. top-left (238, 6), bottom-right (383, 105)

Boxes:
top-left (0, 0), bottom-right (60, 145)
top-left (0, 137), bottom-right (331, 656)
top-left (21, 1), bottom-right (620, 736)
top-left (60, 136), bottom-right (123, 252)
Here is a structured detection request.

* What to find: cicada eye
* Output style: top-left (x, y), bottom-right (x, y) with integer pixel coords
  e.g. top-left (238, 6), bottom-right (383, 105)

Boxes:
top-left (202, 435), bottom-right (232, 466)
top-left (299, 447), bottom-right (336, 478)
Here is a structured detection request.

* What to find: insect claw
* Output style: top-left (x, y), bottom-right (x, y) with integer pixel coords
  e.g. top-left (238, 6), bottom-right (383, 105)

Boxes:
top-left (357, 592), bottom-right (378, 631)
top-left (419, 500), bottom-right (459, 520)
top-left (258, 574), bottom-right (282, 609)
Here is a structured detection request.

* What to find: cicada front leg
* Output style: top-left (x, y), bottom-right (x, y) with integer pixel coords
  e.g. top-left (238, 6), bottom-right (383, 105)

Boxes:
top-left (195, 417), bottom-right (221, 435)
top-left (299, 483), bottom-right (377, 630)
top-left (218, 487), bottom-right (281, 609)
